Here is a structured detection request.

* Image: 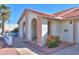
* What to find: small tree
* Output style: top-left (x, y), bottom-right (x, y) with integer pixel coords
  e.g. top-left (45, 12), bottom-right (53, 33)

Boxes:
top-left (0, 4), bottom-right (11, 35)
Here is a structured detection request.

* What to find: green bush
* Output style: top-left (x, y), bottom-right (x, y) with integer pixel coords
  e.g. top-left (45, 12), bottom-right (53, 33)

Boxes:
top-left (47, 36), bottom-right (59, 48)
top-left (55, 36), bottom-right (60, 43)
top-left (0, 45), bottom-right (3, 48)
top-left (11, 27), bottom-right (18, 32)
top-left (48, 40), bottom-right (58, 48)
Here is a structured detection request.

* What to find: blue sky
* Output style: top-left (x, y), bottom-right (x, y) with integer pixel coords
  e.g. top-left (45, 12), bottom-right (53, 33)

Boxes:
top-left (6, 4), bottom-right (79, 24)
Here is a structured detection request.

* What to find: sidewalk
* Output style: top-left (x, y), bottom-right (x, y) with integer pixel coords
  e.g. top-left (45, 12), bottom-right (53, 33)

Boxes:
top-left (0, 48), bottom-right (38, 55)
top-left (0, 48), bottom-right (18, 55)
top-left (16, 48), bottom-right (38, 55)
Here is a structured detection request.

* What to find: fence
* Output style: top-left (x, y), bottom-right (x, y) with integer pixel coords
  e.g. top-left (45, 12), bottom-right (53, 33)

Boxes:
top-left (3, 34), bottom-right (12, 46)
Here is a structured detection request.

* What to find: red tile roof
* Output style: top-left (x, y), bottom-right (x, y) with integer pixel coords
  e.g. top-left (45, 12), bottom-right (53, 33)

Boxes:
top-left (18, 7), bottom-right (79, 23)
top-left (62, 8), bottom-right (79, 18)
top-left (53, 7), bottom-right (79, 18)
top-left (17, 9), bottom-right (55, 23)
top-left (26, 9), bottom-right (55, 17)
top-left (27, 7), bottom-right (79, 19)
top-left (53, 7), bottom-right (76, 16)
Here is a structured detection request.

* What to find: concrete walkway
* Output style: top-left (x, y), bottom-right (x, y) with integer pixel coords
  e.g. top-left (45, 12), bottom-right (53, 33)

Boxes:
top-left (16, 48), bottom-right (38, 55)
top-left (0, 48), bottom-right (18, 55)
top-left (0, 48), bottom-right (37, 55)
top-left (13, 37), bottom-right (28, 48)
top-left (1, 45), bottom-right (79, 55)
top-left (51, 45), bottom-right (79, 55)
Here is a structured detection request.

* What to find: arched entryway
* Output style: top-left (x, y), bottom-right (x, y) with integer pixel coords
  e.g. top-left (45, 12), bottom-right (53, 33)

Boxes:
top-left (32, 18), bottom-right (37, 43)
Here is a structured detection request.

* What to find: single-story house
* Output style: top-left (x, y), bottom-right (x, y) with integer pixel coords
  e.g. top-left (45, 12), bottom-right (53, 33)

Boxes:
top-left (18, 7), bottom-right (79, 46)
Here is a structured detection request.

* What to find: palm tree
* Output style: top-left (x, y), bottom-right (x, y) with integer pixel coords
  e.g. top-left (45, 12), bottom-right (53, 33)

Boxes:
top-left (0, 4), bottom-right (11, 35)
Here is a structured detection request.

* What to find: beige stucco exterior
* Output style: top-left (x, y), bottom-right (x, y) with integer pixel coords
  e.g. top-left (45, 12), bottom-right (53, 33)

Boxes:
top-left (60, 20), bottom-right (74, 43)
top-left (18, 16), bottom-right (26, 38)
top-left (18, 9), bottom-right (79, 46)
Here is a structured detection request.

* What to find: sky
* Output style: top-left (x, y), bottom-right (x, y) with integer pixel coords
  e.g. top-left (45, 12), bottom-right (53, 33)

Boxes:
top-left (6, 4), bottom-right (79, 24)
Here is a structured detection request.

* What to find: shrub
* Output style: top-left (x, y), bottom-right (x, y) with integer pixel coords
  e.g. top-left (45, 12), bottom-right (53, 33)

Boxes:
top-left (48, 40), bottom-right (58, 48)
top-left (54, 36), bottom-right (60, 43)
top-left (11, 27), bottom-right (18, 32)
top-left (47, 35), bottom-right (59, 48)
top-left (0, 45), bottom-right (3, 48)
top-left (48, 35), bottom-right (53, 40)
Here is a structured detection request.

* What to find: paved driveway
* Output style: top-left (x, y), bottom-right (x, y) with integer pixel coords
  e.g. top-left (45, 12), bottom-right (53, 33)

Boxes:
top-left (13, 37), bottom-right (79, 55)
top-left (51, 45), bottom-right (79, 55)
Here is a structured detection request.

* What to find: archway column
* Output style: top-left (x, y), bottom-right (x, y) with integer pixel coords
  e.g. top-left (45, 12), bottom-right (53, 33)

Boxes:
top-left (37, 15), bottom-right (42, 46)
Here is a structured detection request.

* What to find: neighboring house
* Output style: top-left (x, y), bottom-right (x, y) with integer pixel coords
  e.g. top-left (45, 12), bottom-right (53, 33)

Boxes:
top-left (0, 24), bottom-right (18, 34)
top-left (4, 24), bottom-right (18, 33)
top-left (18, 7), bottom-right (79, 46)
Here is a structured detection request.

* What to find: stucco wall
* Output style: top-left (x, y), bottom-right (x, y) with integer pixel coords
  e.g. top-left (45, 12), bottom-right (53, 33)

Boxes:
top-left (76, 21), bottom-right (79, 44)
top-left (19, 10), bottom-right (75, 46)
top-left (18, 21), bottom-right (22, 38)
top-left (18, 16), bottom-right (26, 38)
top-left (50, 20), bottom-right (61, 37)
top-left (55, 21), bottom-right (61, 36)
top-left (50, 21), bottom-right (55, 35)
top-left (26, 11), bottom-right (38, 41)
top-left (42, 18), bottom-right (48, 46)
top-left (19, 10), bottom-right (74, 45)
top-left (41, 19), bottom-right (61, 46)
top-left (60, 20), bottom-right (73, 43)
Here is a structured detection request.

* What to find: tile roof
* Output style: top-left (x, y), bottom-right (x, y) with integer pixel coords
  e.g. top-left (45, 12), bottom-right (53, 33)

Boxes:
top-left (53, 7), bottom-right (76, 16)
top-left (53, 7), bottom-right (79, 18)
top-left (62, 8), bottom-right (79, 18)
top-left (28, 7), bottom-right (79, 19)
top-left (26, 9), bottom-right (55, 17)
top-left (18, 7), bottom-right (79, 23)
top-left (17, 9), bottom-right (55, 23)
